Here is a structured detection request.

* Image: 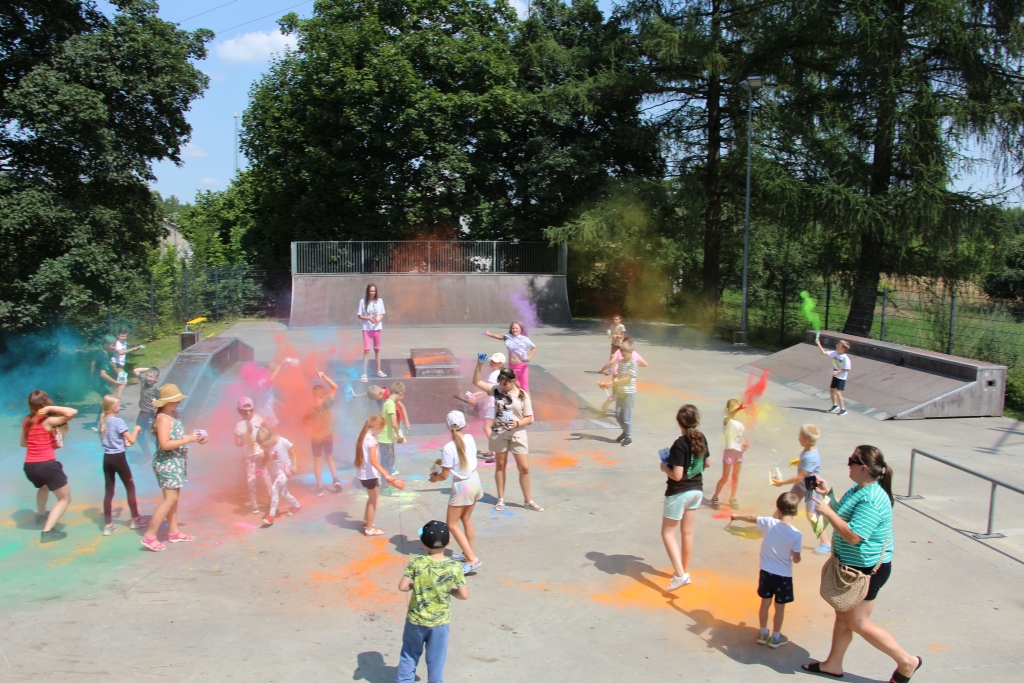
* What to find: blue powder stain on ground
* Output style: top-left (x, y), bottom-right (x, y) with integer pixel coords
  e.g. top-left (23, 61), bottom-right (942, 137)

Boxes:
top-left (0, 540), bottom-right (20, 559)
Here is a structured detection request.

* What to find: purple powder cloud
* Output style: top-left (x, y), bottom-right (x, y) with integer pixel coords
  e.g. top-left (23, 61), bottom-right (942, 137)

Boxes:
top-left (508, 285), bottom-right (540, 330)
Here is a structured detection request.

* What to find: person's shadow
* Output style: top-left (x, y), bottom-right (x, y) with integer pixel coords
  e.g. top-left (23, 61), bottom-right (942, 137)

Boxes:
top-left (11, 509), bottom-right (45, 530)
top-left (586, 550), bottom-right (823, 677)
top-left (568, 432), bottom-right (617, 443)
top-left (326, 510), bottom-right (368, 533)
top-left (389, 534), bottom-right (419, 556)
top-left (353, 651), bottom-right (415, 682)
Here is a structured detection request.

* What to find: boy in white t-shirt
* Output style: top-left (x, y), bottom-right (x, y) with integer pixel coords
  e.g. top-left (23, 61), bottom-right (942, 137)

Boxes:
top-left (816, 338), bottom-right (851, 416)
top-left (255, 427), bottom-right (301, 528)
top-left (730, 492), bottom-right (802, 648)
top-left (234, 397), bottom-right (271, 514)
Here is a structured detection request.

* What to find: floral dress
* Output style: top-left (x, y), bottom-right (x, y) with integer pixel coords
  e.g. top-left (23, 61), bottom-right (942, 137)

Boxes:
top-left (153, 417), bottom-right (188, 489)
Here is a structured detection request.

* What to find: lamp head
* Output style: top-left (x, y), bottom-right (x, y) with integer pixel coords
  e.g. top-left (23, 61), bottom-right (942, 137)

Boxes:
top-left (740, 75), bottom-right (764, 91)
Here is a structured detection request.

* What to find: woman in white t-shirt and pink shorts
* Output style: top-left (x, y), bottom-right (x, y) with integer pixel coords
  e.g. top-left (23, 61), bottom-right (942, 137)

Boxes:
top-left (430, 411), bottom-right (483, 574)
top-left (358, 283), bottom-right (387, 382)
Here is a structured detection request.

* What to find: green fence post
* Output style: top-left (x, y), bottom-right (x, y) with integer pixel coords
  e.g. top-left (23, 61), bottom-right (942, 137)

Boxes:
top-left (947, 292), bottom-right (956, 356)
top-left (779, 277), bottom-right (787, 345)
top-left (825, 280), bottom-right (831, 331)
top-left (880, 286), bottom-right (888, 341)
top-left (184, 265), bottom-right (190, 321)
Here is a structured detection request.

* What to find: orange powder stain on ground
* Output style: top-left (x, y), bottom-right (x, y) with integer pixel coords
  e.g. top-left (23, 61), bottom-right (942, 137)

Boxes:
top-left (310, 543), bottom-right (407, 612)
top-left (535, 454), bottom-right (580, 471)
top-left (590, 570), bottom-right (755, 622)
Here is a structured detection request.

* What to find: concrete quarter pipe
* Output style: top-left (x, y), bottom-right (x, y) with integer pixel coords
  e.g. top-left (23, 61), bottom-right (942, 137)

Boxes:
top-left (290, 274), bottom-right (573, 327)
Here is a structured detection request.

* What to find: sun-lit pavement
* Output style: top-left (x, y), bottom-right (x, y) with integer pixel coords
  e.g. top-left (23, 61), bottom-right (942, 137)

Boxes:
top-left (1, 321), bottom-right (1022, 682)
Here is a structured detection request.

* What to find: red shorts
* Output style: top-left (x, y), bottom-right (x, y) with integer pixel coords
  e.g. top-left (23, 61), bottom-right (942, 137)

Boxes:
top-left (362, 329), bottom-right (381, 350)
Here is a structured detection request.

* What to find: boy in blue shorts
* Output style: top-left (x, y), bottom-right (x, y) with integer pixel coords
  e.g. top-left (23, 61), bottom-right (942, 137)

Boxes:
top-left (731, 492), bottom-right (802, 648)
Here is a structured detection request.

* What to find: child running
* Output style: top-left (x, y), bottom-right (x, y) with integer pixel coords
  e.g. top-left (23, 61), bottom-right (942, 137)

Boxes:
top-left (302, 371), bottom-right (342, 496)
top-left (772, 424), bottom-right (831, 554)
top-left (483, 322), bottom-right (536, 392)
top-left (711, 398), bottom-right (748, 510)
top-left (608, 338), bottom-right (639, 447)
top-left (597, 337), bottom-right (647, 415)
top-left (430, 411), bottom-right (483, 574)
top-left (255, 427), bottom-right (301, 528)
top-left (606, 314), bottom-right (626, 366)
top-left (396, 521), bottom-right (468, 683)
top-left (21, 391), bottom-right (77, 543)
top-left (730, 492), bottom-right (803, 648)
top-left (355, 415), bottom-right (396, 536)
top-left (98, 395), bottom-right (145, 535)
top-left (816, 337), bottom-right (851, 415)
top-left (235, 397), bottom-right (271, 514)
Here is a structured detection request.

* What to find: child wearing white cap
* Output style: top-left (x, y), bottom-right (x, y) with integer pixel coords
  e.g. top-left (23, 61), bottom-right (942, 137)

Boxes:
top-left (234, 396), bottom-right (271, 514)
top-left (430, 411), bottom-right (483, 574)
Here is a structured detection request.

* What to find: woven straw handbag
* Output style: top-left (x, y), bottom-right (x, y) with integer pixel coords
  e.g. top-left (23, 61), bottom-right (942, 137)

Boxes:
top-left (820, 532), bottom-right (890, 612)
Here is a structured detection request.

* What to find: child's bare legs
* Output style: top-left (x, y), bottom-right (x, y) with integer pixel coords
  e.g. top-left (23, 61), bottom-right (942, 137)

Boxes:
top-left (364, 486), bottom-right (379, 530)
top-left (759, 599), bottom-right (785, 632)
top-left (494, 451), bottom-right (509, 500)
top-left (361, 349), bottom-right (370, 377)
top-left (40, 485), bottom-right (71, 532)
top-left (759, 598), bottom-right (772, 630)
top-left (729, 463), bottom-right (742, 500)
top-left (144, 488), bottom-right (179, 539)
top-left (661, 509), bottom-right (696, 577)
top-left (836, 389), bottom-right (845, 410)
top-left (713, 463), bottom-right (735, 500)
top-left (447, 504), bottom-right (478, 564)
top-left (324, 454), bottom-right (339, 483)
top-left (483, 418), bottom-right (493, 440)
top-left (312, 455), bottom-right (324, 488)
top-left (115, 370), bottom-right (126, 400)
top-left (513, 453), bottom-right (532, 502)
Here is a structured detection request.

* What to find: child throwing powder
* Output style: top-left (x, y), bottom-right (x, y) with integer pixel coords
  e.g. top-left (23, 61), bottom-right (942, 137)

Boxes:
top-left (355, 415), bottom-right (396, 536)
top-left (772, 424), bottom-right (831, 555)
top-left (711, 398), bottom-right (748, 510)
top-left (235, 397), bottom-right (271, 514)
top-left (730, 492), bottom-right (803, 649)
top-left (817, 337), bottom-right (851, 416)
top-left (255, 427), bottom-right (301, 528)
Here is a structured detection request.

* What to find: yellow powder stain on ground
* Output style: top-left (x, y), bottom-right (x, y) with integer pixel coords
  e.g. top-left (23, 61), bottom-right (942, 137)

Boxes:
top-left (310, 543), bottom-right (406, 611)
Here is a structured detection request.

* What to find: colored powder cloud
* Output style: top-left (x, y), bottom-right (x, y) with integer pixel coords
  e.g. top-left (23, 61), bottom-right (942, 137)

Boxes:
top-left (508, 285), bottom-right (540, 330)
top-left (799, 291), bottom-right (822, 331)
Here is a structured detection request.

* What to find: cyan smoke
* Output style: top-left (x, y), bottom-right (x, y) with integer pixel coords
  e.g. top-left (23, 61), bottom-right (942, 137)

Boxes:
top-left (0, 327), bottom-right (92, 415)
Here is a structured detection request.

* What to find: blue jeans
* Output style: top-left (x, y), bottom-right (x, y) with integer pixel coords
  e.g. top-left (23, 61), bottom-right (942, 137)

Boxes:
top-left (615, 392), bottom-right (635, 439)
top-left (396, 621), bottom-right (449, 683)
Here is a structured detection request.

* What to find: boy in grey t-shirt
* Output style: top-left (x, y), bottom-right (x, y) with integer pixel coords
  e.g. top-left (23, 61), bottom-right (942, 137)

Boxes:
top-left (771, 424), bottom-right (829, 554)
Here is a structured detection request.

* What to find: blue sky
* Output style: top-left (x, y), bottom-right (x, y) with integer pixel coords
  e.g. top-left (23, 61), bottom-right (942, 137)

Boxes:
top-left (105, 1), bottom-right (1012, 204)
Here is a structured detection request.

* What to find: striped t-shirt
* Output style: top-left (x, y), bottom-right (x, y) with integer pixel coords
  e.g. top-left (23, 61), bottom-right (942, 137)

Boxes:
top-left (832, 482), bottom-right (894, 566)
top-left (617, 358), bottom-right (638, 394)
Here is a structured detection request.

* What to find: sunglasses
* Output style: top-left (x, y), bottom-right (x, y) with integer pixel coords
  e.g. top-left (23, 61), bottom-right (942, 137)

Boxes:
top-left (847, 458), bottom-right (862, 467)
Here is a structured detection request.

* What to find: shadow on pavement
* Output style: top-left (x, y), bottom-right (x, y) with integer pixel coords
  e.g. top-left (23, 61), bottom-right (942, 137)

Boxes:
top-left (353, 651), bottom-right (404, 682)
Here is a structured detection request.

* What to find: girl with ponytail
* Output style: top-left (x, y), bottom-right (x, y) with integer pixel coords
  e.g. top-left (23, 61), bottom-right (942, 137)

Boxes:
top-left (355, 415), bottom-right (392, 536)
top-left (803, 446), bottom-right (920, 682)
top-left (711, 398), bottom-right (748, 510)
top-left (98, 394), bottom-right (144, 536)
top-left (430, 411), bottom-right (484, 574)
top-left (660, 405), bottom-right (710, 592)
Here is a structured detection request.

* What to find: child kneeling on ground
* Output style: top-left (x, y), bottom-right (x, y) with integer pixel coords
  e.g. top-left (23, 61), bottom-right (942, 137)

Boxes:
top-left (396, 521), bottom-right (468, 683)
top-left (731, 492), bottom-right (802, 648)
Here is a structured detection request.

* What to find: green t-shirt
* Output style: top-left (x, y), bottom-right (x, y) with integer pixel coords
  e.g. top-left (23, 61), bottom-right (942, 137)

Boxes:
top-left (404, 555), bottom-right (466, 627)
top-left (378, 398), bottom-right (397, 444)
top-left (831, 482), bottom-right (894, 566)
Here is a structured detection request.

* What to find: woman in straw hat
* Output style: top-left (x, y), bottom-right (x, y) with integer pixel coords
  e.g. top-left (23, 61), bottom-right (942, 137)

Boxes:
top-left (141, 384), bottom-right (208, 552)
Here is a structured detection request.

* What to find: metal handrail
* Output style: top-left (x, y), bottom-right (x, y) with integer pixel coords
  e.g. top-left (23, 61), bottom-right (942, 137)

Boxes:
top-left (897, 448), bottom-right (1024, 539)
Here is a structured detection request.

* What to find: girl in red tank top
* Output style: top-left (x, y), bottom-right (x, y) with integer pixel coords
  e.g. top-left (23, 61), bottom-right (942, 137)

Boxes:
top-left (20, 390), bottom-right (78, 541)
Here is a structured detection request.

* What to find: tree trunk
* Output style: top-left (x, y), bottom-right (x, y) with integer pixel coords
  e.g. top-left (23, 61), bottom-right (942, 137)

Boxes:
top-left (701, 0), bottom-right (723, 303)
top-left (842, 0), bottom-right (902, 338)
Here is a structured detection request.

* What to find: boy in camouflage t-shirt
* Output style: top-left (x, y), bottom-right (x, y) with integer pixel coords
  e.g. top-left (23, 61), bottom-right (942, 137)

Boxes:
top-left (396, 521), bottom-right (468, 683)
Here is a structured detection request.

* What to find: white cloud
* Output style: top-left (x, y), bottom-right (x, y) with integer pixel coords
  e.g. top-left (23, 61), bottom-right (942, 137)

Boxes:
top-left (509, 0), bottom-right (529, 19)
top-left (182, 142), bottom-right (209, 158)
top-left (215, 30), bottom-right (297, 65)
top-left (200, 178), bottom-right (225, 187)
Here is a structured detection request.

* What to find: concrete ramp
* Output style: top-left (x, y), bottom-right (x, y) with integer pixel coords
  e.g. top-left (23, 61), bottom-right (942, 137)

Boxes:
top-left (742, 332), bottom-right (1006, 420)
top-left (290, 274), bottom-right (572, 327)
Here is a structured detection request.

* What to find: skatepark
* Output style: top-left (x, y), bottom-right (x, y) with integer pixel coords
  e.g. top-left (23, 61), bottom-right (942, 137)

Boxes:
top-left (1, 290), bottom-right (1022, 681)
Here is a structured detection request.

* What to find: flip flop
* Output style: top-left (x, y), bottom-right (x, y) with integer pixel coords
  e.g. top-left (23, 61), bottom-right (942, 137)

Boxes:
top-left (364, 527), bottom-right (385, 536)
top-left (890, 657), bottom-right (922, 683)
top-left (525, 500), bottom-right (544, 512)
top-left (493, 499), bottom-right (505, 511)
top-left (801, 663), bottom-right (843, 678)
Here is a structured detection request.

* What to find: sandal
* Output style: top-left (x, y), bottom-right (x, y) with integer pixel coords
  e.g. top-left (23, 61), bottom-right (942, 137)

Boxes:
top-left (890, 657), bottom-right (922, 683)
top-left (494, 499), bottom-right (505, 511)
top-left (710, 497), bottom-right (720, 510)
top-left (360, 374), bottom-right (368, 383)
top-left (376, 370), bottom-right (387, 378)
top-left (141, 536), bottom-right (165, 552)
top-left (364, 527), bottom-right (385, 536)
top-left (167, 532), bottom-right (196, 543)
top-left (525, 500), bottom-right (544, 512)
top-left (801, 663), bottom-right (843, 679)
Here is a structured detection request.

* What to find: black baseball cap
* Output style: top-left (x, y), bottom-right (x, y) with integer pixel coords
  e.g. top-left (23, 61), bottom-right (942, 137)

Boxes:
top-left (419, 520), bottom-right (450, 549)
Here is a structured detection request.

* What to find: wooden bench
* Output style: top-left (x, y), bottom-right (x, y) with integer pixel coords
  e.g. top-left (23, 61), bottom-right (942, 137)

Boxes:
top-left (712, 324), bottom-right (747, 345)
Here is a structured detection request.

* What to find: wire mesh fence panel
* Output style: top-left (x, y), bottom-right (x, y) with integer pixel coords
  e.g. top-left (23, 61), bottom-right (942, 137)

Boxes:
top-left (293, 241), bottom-right (562, 274)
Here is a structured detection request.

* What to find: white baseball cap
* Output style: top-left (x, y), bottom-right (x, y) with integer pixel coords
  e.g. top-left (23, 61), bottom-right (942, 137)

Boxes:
top-left (489, 352), bottom-right (506, 364)
top-left (446, 410), bottom-right (467, 429)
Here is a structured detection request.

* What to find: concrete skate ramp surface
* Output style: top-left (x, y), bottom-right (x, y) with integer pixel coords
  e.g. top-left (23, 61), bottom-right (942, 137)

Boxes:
top-left (291, 274), bottom-right (572, 327)
top-left (742, 332), bottom-right (1006, 420)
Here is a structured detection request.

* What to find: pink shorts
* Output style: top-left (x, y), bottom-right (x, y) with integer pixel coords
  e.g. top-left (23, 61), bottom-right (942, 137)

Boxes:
top-left (362, 329), bottom-right (381, 350)
top-left (722, 448), bottom-right (744, 465)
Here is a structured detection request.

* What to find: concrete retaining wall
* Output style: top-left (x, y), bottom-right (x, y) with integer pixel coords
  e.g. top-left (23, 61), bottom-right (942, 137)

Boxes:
top-left (290, 274), bottom-right (573, 327)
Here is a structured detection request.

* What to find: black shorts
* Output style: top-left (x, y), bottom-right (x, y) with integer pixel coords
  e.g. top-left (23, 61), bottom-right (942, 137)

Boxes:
top-left (24, 460), bottom-right (69, 491)
top-left (844, 561), bottom-right (891, 601)
top-left (757, 570), bottom-right (794, 604)
top-left (830, 377), bottom-right (847, 391)
top-left (360, 478), bottom-right (379, 490)
top-left (311, 437), bottom-right (333, 457)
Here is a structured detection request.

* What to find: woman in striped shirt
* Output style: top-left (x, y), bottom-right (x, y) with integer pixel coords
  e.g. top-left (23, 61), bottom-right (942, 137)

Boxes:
top-left (802, 446), bottom-right (921, 683)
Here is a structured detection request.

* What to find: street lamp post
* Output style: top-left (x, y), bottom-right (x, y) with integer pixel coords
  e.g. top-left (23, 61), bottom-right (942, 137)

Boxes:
top-left (738, 76), bottom-right (763, 344)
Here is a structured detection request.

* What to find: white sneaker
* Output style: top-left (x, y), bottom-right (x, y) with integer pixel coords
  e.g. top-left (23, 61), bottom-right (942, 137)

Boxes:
top-left (667, 574), bottom-right (691, 591)
top-left (102, 524), bottom-right (114, 536)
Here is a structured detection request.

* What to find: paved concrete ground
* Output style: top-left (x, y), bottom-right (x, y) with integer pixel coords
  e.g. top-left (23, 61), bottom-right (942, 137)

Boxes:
top-left (1, 321), bottom-right (1022, 682)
